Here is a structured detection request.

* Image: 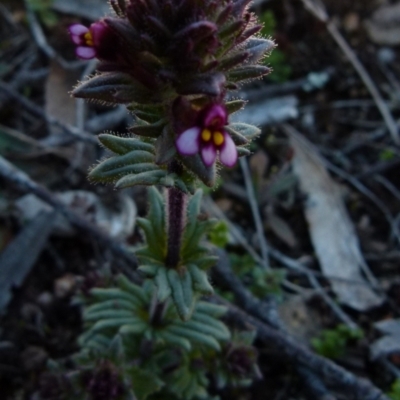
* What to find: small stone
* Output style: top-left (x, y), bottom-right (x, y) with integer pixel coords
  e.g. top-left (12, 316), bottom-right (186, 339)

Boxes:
top-left (343, 13), bottom-right (360, 32)
top-left (54, 274), bottom-right (77, 298)
top-left (37, 292), bottom-right (54, 308)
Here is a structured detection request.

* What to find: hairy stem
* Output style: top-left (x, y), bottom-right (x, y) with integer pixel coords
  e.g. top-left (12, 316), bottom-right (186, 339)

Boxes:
top-left (165, 162), bottom-right (187, 268)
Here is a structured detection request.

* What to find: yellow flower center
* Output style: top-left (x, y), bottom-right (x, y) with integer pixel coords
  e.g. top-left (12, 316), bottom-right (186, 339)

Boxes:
top-left (213, 131), bottom-right (224, 146)
top-left (84, 31), bottom-right (94, 46)
top-left (201, 129), bottom-right (212, 142)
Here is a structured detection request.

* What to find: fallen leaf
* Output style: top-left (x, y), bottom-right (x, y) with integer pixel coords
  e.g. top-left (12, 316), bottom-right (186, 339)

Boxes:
top-left (375, 319), bottom-right (400, 336)
top-left (370, 336), bottom-right (400, 360)
top-left (0, 212), bottom-right (55, 314)
top-left (285, 125), bottom-right (383, 311)
top-left (45, 61), bottom-right (79, 136)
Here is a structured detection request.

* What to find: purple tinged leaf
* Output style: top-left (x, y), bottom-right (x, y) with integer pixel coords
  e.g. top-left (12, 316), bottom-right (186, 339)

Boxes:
top-left (231, 0), bottom-right (252, 17)
top-left (219, 51), bottom-right (249, 70)
top-left (228, 65), bottom-right (271, 82)
top-left (237, 25), bottom-right (263, 44)
top-left (216, 3), bottom-right (233, 25)
top-left (174, 21), bottom-right (217, 43)
top-left (218, 19), bottom-right (244, 40)
top-left (72, 72), bottom-right (153, 104)
top-left (147, 15), bottom-right (172, 37)
top-left (177, 72), bottom-right (226, 97)
top-left (245, 38), bottom-right (276, 63)
top-left (104, 17), bottom-right (140, 49)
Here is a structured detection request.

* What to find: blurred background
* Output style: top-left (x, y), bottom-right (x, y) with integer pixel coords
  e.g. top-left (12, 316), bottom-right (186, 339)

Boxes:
top-left (1, 0), bottom-right (400, 398)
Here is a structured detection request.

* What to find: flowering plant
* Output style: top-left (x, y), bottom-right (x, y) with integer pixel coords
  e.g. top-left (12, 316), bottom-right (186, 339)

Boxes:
top-left (62, 0), bottom-right (274, 398)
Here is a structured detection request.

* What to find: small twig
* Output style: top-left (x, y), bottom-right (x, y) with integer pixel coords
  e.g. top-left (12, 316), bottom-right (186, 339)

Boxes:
top-left (240, 157), bottom-right (270, 269)
top-left (356, 159), bottom-right (400, 179)
top-left (0, 81), bottom-right (97, 144)
top-left (301, 0), bottom-right (399, 145)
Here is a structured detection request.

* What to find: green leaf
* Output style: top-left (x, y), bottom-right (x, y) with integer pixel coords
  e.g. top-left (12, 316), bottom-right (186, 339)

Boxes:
top-left (167, 325), bottom-right (221, 351)
top-left (155, 268), bottom-right (172, 302)
top-left (195, 302), bottom-right (227, 318)
top-left (226, 123), bottom-right (261, 140)
top-left (188, 264), bottom-right (214, 295)
top-left (182, 319), bottom-right (230, 341)
top-left (227, 65), bottom-right (271, 82)
top-left (225, 99), bottom-right (247, 115)
top-left (237, 146), bottom-right (251, 157)
top-left (137, 264), bottom-right (159, 277)
top-left (83, 309), bottom-right (134, 321)
top-left (167, 269), bottom-right (194, 321)
top-left (129, 118), bottom-right (166, 138)
top-left (208, 220), bottom-right (229, 248)
top-left (155, 126), bottom-right (177, 165)
top-left (137, 217), bottom-right (165, 260)
top-left (158, 331), bottom-right (192, 352)
top-left (90, 288), bottom-right (143, 307)
top-left (195, 255), bottom-right (219, 270)
top-left (245, 38), bottom-right (275, 63)
top-left (73, 72), bottom-right (152, 104)
top-left (98, 134), bottom-right (155, 155)
top-left (90, 162), bottom-right (159, 183)
top-left (147, 186), bottom-right (166, 239)
top-left (116, 274), bottom-right (148, 304)
top-left (127, 366), bottom-right (164, 400)
top-left (84, 299), bottom-right (136, 315)
top-left (179, 153), bottom-right (216, 187)
top-left (116, 170), bottom-right (168, 189)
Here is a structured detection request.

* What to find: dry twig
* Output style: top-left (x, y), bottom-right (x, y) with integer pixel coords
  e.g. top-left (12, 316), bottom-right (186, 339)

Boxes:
top-left (301, 0), bottom-right (399, 145)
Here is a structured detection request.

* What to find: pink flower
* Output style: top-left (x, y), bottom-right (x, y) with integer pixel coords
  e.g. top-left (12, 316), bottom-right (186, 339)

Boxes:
top-left (68, 21), bottom-right (112, 60)
top-left (175, 104), bottom-right (238, 168)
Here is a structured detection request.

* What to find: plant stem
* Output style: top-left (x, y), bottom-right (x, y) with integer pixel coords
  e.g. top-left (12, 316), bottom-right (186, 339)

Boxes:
top-left (165, 161), bottom-right (187, 268)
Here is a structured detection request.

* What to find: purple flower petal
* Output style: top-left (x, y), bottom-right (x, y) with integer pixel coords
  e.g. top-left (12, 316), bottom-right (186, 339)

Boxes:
top-left (203, 104), bottom-right (227, 127)
top-left (76, 46), bottom-right (97, 60)
top-left (219, 132), bottom-right (238, 167)
top-left (176, 127), bottom-right (201, 155)
top-left (68, 24), bottom-right (89, 44)
top-left (201, 144), bottom-right (217, 167)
